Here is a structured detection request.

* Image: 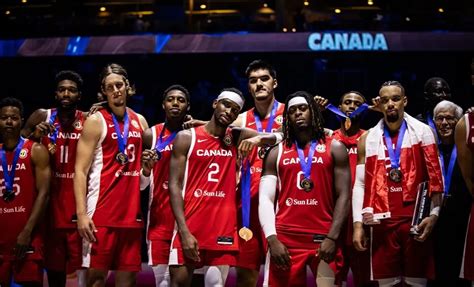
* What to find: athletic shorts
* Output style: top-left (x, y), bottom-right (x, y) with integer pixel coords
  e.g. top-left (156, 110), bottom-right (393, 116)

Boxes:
top-left (169, 248), bottom-right (237, 268)
top-left (45, 228), bottom-right (82, 273)
top-left (82, 227), bottom-right (142, 272)
top-left (234, 229), bottom-right (265, 270)
top-left (0, 243), bottom-right (43, 284)
top-left (263, 246), bottom-right (340, 287)
top-left (148, 238), bottom-right (172, 266)
top-left (371, 218), bottom-right (433, 280)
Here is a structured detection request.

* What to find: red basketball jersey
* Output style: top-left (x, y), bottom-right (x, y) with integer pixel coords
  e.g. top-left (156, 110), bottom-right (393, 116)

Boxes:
top-left (466, 112), bottom-right (474, 152)
top-left (0, 139), bottom-right (38, 247)
top-left (173, 126), bottom-right (238, 251)
top-left (239, 102), bottom-right (284, 228)
top-left (147, 123), bottom-right (176, 241)
top-left (86, 108), bottom-right (143, 228)
top-left (275, 138), bottom-right (335, 249)
top-left (43, 108), bottom-right (84, 229)
top-left (333, 129), bottom-right (364, 188)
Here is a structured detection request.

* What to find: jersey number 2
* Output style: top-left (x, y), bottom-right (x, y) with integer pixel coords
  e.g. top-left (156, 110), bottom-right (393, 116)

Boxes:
top-left (208, 163), bottom-right (219, 182)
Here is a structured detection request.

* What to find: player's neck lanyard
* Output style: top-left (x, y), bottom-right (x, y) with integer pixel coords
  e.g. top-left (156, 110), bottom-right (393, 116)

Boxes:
top-left (240, 159), bottom-right (251, 230)
top-left (426, 112), bottom-right (440, 144)
top-left (112, 110), bottom-right (130, 155)
top-left (326, 103), bottom-right (369, 129)
top-left (384, 121), bottom-right (407, 170)
top-left (296, 140), bottom-right (317, 184)
top-left (155, 125), bottom-right (178, 152)
top-left (0, 137), bottom-right (25, 199)
top-left (440, 144), bottom-right (457, 196)
top-left (49, 109), bottom-right (59, 145)
top-left (254, 100), bottom-right (278, 133)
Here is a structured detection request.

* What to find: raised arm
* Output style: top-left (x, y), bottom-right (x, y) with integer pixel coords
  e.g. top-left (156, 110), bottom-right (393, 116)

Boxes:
top-left (73, 114), bottom-right (102, 243)
top-left (16, 142), bottom-right (51, 258)
top-left (319, 139), bottom-right (350, 263)
top-left (233, 127), bottom-right (282, 159)
top-left (168, 130), bottom-right (200, 261)
top-left (21, 109), bottom-right (52, 141)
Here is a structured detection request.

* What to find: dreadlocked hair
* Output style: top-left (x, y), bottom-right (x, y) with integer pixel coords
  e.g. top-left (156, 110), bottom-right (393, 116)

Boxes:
top-left (282, 91), bottom-right (325, 148)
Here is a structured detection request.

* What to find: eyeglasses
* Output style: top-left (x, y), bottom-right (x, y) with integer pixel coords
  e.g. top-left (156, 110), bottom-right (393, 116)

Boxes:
top-left (434, 116), bottom-right (457, 123)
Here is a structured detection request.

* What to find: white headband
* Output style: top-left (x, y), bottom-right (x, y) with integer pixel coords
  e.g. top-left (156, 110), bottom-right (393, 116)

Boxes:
top-left (288, 96), bottom-right (308, 108)
top-left (217, 91), bottom-right (244, 110)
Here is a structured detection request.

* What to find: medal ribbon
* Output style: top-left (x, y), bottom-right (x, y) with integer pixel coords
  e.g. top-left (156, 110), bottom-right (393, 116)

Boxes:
top-left (439, 146), bottom-right (457, 196)
top-left (112, 111), bottom-right (129, 155)
top-left (384, 121), bottom-right (407, 169)
top-left (254, 100), bottom-right (278, 133)
top-left (0, 137), bottom-right (25, 193)
top-left (241, 160), bottom-right (251, 229)
top-left (326, 103), bottom-right (369, 122)
top-left (155, 128), bottom-right (178, 152)
top-left (296, 140), bottom-right (317, 180)
top-left (49, 109), bottom-right (59, 144)
top-left (427, 112), bottom-right (440, 144)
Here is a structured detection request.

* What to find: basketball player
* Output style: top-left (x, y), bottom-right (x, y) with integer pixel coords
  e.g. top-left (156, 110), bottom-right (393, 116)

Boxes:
top-left (0, 97), bottom-right (51, 286)
top-left (454, 111), bottom-right (474, 285)
top-left (74, 63), bottom-right (149, 287)
top-left (230, 60), bottom-right (285, 287)
top-left (140, 84), bottom-right (191, 287)
top-left (258, 91), bottom-right (350, 286)
top-left (353, 81), bottom-right (444, 287)
top-left (22, 70), bottom-right (87, 287)
top-left (168, 88), bottom-right (281, 286)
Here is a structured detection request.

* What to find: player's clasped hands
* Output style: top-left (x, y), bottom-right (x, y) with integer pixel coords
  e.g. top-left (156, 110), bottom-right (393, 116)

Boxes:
top-left (141, 149), bottom-right (159, 176)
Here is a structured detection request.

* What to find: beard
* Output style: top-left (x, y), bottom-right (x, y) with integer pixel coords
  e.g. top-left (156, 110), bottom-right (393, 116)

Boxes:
top-left (386, 113), bottom-right (399, 122)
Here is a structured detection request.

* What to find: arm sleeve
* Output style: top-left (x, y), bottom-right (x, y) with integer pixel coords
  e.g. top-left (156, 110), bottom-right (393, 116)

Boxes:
top-left (258, 175), bottom-right (278, 238)
top-left (352, 164), bottom-right (365, 223)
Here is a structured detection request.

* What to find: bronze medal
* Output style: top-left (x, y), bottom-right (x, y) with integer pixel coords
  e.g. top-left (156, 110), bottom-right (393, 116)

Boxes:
top-left (238, 227), bottom-right (254, 242)
top-left (2, 190), bottom-right (15, 202)
top-left (115, 152), bottom-right (129, 165)
top-left (300, 178), bottom-right (314, 192)
top-left (48, 143), bottom-right (56, 154)
top-left (344, 117), bottom-right (352, 130)
top-left (389, 168), bottom-right (403, 183)
top-left (223, 134), bottom-right (232, 147)
top-left (155, 149), bottom-right (162, 161)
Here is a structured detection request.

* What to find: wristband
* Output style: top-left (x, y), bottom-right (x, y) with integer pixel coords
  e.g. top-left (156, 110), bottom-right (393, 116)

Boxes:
top-left (325, 236), bottom-right (337, 242)
top-left (430, 206), bottom-right (440, 217)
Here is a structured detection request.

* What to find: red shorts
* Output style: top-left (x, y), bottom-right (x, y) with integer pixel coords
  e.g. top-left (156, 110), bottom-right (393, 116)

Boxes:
top-left (82, 227), bottom-right (142, 272)
top-left (45, 228), bottom-right (82, 273)
top-left (370, 218), bottom-right (433, 280)
top-left (147, 239), bottom-right (171, 266)
top-left (461, 204), bottom-right (474, 280)
top-left (263, 246), bottom-right (340, 287)
top-left (234, 229), bottom-right (265, 270)
top-left (0, 243), bottom-right (43, 284)
top-left (168, 248), bottom-right (237, 268)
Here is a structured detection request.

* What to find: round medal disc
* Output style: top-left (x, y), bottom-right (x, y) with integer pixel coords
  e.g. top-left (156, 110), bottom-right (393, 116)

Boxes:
top-left (115, 152), bottom-right (129, 165)
top-left (344, 117), bottom-right (352, 130)
top-left (223, 134), bottom-right (232, 147)
top-left (300, 178), bottom-right (314, 192)
top-left (48, 143), bottom-right (56, 154)
top-left (238, 227), bottom-right (254, 242)
top-left (389, 168), bottom-right (403, 183)
top-left (258, 146), bottom-right (269, 159)
top-left (2, 190), bottom-right (15, 202)
top-left (155, 150), bottom-right (162, 161)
